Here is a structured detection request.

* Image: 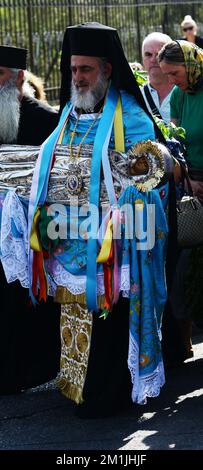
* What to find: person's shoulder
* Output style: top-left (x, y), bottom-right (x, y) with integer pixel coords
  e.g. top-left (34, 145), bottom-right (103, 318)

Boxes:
top-left (195, 35), bottom-right (203, 48)
top-left (18, 96), bottom-right (59, 144)
top-left (170, 85), bottom-right (182, 99)
top-left (21, 95), bottom-right (58, 116)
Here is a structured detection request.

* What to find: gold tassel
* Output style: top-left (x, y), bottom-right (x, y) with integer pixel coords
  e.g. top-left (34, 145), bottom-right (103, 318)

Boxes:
top-left (56, 376), bottom-right (84, 404)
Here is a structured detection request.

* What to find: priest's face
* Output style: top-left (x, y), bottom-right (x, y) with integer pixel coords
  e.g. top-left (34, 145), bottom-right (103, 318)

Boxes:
top-left (0, 68), bottom-right (20, 143)
top-left (70, 55), bottom-right (112, 111)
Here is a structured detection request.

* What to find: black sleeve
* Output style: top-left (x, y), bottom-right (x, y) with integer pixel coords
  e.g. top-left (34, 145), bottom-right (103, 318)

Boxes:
top-left (17, 96), bottom-right (59, 145)
top-left (195, 36), bottom-right (203, 49)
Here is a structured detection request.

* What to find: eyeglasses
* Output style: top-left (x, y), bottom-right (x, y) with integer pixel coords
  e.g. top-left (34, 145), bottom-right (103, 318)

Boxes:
top-left (183, 26), bottom-right (194, 32)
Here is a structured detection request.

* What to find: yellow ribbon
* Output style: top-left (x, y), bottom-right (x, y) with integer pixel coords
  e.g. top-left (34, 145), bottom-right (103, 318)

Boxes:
top-left (30, 208), bottom-right (41, 251)
top-left (97, 218), bottom-right (113, 263)
top-left (113, 96), bottom-right (125, 152)
top-left (97, 95), bottom-right (124, 263)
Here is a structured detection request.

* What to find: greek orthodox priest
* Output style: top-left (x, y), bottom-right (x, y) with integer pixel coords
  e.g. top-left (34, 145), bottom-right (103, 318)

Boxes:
top-left (0, 24), bottom-right (172, 417)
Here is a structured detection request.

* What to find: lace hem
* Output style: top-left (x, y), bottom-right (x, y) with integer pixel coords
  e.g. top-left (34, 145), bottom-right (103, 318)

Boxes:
top-left (46, 258), bottom-right (130, 296)
top-left (128, 331), bottom-right (165, 404)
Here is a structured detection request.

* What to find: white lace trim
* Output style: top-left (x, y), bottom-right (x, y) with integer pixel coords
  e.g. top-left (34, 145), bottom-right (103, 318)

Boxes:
top-left (0, 191), bottom-right (29, 288)
top-left (0, 190), bottom-right (130, 295)
top-left (128, 331), bottom-right (165, 404)
top-left (46, 258), bottom-right (130, 296)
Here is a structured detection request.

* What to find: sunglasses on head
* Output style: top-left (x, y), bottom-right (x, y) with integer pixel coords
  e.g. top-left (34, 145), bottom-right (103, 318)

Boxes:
top-left (183, 26), bottom-right (194, 32)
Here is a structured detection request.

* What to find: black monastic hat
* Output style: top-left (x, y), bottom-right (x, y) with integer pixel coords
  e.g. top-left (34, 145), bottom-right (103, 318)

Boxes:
top-left (59, 22), bottom-right (165, 143)
top-left (66, 22), bottom-right (117, 58)
top-left (0, 45), bottom-right (27, 69)
top-left (59, 23), bottom-right (149, 112)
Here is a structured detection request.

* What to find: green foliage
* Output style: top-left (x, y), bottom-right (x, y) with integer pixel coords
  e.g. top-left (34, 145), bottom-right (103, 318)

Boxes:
top-left (133, 70), bottom-right (148, 86)
top-left (154, 116), bottom-right (186, 141)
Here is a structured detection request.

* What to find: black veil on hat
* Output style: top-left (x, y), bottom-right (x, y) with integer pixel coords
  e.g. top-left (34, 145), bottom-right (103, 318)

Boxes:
top-left (0, 45), bottom-right (27, 69)
top-left (60, 22), bottom-right (146, 109)
top-left (59, 21), bottom-right (164, 139)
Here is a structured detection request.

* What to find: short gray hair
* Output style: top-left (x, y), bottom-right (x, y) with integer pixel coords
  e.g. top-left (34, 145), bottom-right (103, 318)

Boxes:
top-left (142, 32), bottom-right (172, 57)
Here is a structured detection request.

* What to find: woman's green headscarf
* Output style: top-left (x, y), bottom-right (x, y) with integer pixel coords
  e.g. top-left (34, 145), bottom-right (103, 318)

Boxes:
top-left (177, 40), bottom-right (203, 92)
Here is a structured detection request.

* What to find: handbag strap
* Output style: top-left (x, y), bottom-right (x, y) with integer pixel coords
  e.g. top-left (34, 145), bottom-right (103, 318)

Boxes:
top-left (180, 164), bottom-right (194, 197)
top-left (143, 84), bottom-right (163, 120)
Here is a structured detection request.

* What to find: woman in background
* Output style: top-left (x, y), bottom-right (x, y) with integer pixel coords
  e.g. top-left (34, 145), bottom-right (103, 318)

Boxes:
top-left (158, 39), bottom-right (203, 358)
top-left (180, 15), bottom-right (203, 49)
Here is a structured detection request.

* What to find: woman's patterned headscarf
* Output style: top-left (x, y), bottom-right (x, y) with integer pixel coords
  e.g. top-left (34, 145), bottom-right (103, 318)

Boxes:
top-left (177, 40), bottom-right (203, 92)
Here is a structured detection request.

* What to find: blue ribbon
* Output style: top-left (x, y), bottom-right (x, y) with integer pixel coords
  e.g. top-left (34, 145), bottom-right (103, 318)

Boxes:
top-left (28, 103), bottom-right (73, 301)
top-left (86, 84), bottom-right (119, 312)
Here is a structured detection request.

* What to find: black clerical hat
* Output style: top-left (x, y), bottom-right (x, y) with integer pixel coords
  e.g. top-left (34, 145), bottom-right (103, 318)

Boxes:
top-left (58, 22), bottom-right (165, 143)
top-left (67, 22), bottom-right (117, 58)
top-left (59, 22), bottom-right (146, 113)
top-left (0, 45), bottom-right (27, 69)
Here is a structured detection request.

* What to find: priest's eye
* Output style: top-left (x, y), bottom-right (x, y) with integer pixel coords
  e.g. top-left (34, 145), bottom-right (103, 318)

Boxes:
top-left (82, 66), bottom-right (92, 72)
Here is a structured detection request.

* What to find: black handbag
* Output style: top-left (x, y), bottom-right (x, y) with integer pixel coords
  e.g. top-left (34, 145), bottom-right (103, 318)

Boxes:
top-left (177, 167), bottom-right (203, 248)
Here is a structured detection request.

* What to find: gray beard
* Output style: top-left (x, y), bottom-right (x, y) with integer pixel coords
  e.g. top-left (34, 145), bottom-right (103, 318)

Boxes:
top-left (71, 72), bottom-right (109, 112)
top-left (0, 78), bottom-right (20, 143)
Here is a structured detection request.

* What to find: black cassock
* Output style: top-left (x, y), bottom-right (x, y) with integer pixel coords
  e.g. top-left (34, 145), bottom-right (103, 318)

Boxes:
top-left (0, 96), bottom-right (61, 394)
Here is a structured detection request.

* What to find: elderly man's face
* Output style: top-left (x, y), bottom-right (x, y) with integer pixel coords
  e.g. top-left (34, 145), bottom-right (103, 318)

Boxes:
top-left (0, 66), bottom-right (13, 87)
top-left (70, 55), bottom-right (111, 93)
top-left (70, 55), bottom-right (112, 111)
top-left (143, 40), bottom-right (167, 82)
